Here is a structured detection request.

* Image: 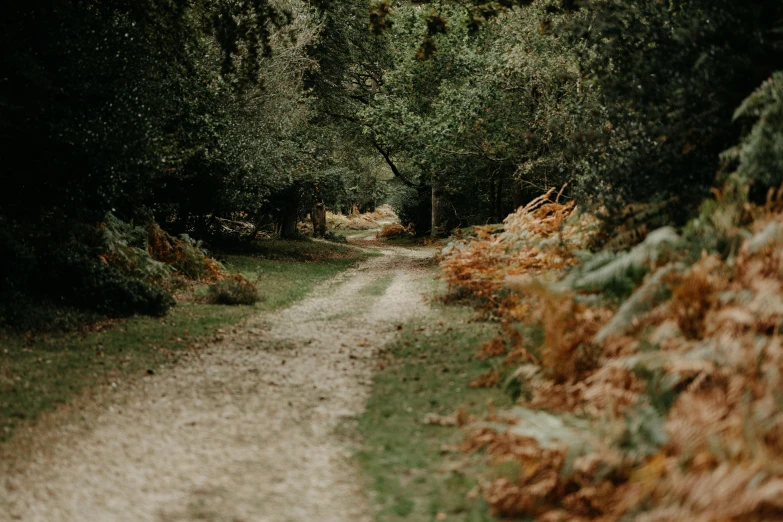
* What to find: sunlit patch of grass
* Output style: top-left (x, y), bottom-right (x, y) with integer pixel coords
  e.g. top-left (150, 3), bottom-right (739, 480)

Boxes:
top-left (222, 254), bottom-right (364, 311)
top-left (357, 304), bottom-right (510, 522)
top-left (0, 242), bottom-right (371, 443)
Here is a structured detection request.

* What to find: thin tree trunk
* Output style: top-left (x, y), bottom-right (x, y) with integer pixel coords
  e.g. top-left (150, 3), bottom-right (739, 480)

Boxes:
top-left (489, 178), bottom-right (496, 223)
top-left (431, 172), bottom-right (445, 237)
top-left (513, 180), bottom-right (524, 209)
top-left (496, 177), bottom-right (504, 222)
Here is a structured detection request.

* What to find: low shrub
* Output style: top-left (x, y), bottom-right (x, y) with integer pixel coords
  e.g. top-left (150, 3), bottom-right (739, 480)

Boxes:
top-left (388, 185), bottom-right (431, 235)
top-left (37, 245), bottom-right (175, 316)
top-left (323, 231), bottom-right (348, 243)
top-left (0, 234), bottom-right (175, 331)
top-left (206, 274), bottom-right (260, 306)
top-left (147, 224), bottom-right (224, 281)
top-left (376, 223), bottom-right (408, 239)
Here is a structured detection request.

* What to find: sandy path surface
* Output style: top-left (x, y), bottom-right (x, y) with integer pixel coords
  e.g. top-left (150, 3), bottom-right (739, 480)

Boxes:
top-left (0, 246), bottom-right (434, 522)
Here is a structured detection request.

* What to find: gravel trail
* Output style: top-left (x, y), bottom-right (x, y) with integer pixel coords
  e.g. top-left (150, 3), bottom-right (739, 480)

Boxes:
top-left (0, 246), bottom-right (434, 522)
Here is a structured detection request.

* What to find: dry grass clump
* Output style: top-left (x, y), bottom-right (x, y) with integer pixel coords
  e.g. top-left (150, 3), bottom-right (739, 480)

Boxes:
top-left (327, 212), bottom-right (377, 230)
top-left (440, 185), bottom-right (783, 521)
top-left (327, 205), bottom-right (398, 231)
top-left (376, 222), bottom-right (409, 239)
top-left (206, 274), bottom-right (260, 305)
top-left (372, 204), bottom-right (398, 220)
top-left (477, 336), bottom-right (508, 359)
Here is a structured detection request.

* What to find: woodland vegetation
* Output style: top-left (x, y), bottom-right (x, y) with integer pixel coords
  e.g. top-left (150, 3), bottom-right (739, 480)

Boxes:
top-left (3, 1), bottom-right (783, 518)
top-left (2, 0), bottom-right (781, 329)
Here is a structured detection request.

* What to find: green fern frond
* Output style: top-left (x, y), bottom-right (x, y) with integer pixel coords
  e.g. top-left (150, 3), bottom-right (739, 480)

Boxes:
top-left (745, 221), bottom-right (783, 255)
top-left (593, 262), bottom-right (684, 343)
top-left (725, 71), bottom-right (783, 187)
top-left (573, 227), bottom-right (681, 293)
top-left (733, 72), bottom-right (783, 121)
top-left (101, 212), bottom-right (174, 281)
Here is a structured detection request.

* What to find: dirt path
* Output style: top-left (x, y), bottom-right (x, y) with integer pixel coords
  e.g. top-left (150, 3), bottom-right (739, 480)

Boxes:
top-left (1, 246), bottom-right (435, 522)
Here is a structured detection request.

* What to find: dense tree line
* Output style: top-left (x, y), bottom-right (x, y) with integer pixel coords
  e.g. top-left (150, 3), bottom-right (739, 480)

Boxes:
top-left (355, 1), bottom-right (783, 237)
top-left (1, 0), bottom-right (782, 328)
top-left (0, 0), bottom-right (387, 328)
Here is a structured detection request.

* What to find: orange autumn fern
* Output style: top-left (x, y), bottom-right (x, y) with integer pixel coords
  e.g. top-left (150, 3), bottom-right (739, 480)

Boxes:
top-left (469, 369), bottom-right (502, 389)
top-left (442, 186), bottom-right (783, 521)
top-left (98, 212), bottom-right (225, 284)
top-left (477, 335), bottom-right (508, 359)
top-left (440, 186), bottom-right (595, 320)
top-left (148, 223), bottom-right (225, 282)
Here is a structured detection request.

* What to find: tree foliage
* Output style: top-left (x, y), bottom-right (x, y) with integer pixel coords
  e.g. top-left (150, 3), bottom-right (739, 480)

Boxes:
top-left (0, 0), bottom-right (321, 326)
top-left (724, 71), bottom-right (783, 188)
top-left (354, 0), bottom-right (783, 234)
top-left (2, 0), bottom-right (783, 325)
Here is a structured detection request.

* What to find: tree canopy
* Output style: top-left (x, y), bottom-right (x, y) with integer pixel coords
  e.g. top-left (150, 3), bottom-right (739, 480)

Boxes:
top-left (2, 0), bottom-right (782, 325)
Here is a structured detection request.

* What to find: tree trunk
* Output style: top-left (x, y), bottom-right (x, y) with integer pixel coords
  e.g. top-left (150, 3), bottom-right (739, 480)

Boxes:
top-left (489, 178), bottom-right (496, 223)
top-left (279, 205), bottom-right (298, 239)
top-left (311, 202), bottom-right (326, 238)
top-left (512, 181), bottom-right (524, 210)
top-left (496, 177), bottom-right (504, 222)
top-left (431, 172), bottom-right (445, 237)
top-left (412, 184), bottom-right (431, 237)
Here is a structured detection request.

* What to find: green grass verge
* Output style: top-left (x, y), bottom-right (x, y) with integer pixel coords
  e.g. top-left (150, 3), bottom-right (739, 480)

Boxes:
top-left (222, 254), bottom-right (362, 311)
top-left (0, 239), bottom-right (370, 442)
top-left (358, 304), bottom-right (511, 522)
top-left (222, 238), bottom-right (368, 262)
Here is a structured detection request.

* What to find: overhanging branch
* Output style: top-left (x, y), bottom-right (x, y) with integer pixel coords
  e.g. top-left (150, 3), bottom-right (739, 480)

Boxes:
top-left (372, 141), bottom-right (417, 189)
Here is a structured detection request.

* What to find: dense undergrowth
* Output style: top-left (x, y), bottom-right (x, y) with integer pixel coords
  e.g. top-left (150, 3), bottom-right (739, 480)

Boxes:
top-left (0, 203), bottom-right (372, 335)
top-left (434, 71), bottom-right (783, 520)
top-left (439, 176), bottom-right (783, 520)
top-left (327, 205), bottom-right (398, 232)
top-left (4, 1), bottom-right (782, 330)
top-left (0, 212), bottom-right (251, 332)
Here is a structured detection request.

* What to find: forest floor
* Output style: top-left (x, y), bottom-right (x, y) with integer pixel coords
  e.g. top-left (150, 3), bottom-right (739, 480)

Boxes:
top-left (0, 243), bottom-right (444, 522)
